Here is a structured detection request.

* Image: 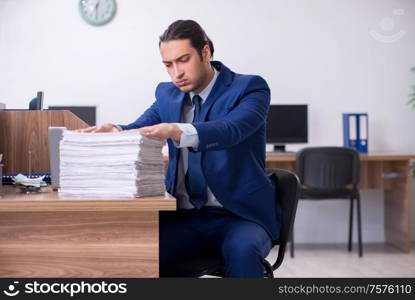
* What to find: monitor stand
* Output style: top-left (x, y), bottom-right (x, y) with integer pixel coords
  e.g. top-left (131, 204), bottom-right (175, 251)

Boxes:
top-left (270, 144), bottom-right (295, 154)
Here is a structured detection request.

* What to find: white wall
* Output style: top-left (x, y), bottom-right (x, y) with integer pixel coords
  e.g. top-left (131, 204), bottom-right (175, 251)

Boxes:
top-left (1, 0), bottom-right (415, 243)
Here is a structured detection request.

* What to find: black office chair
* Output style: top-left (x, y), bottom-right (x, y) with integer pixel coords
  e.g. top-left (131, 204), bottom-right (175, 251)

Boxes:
top-left (290, 146), bottom-right (362, 257)
top-left (161, 168), bottom-right (300, 278)
top-left (29, 91), bottom-right (44, 110)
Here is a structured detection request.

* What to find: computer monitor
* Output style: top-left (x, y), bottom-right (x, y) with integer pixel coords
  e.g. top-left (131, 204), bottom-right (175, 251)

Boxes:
top-left (48, 106), bottom-right (96, 126)
top-left (266, 104), bottom-right (308, 152)
top-left (29, 91), bottom-right (43, 110)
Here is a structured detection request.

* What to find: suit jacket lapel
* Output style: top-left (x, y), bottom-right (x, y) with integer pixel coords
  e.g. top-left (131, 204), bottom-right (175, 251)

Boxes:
top-left (169, 92), bottom-right (187, 123)
top-left (199, 61), bottom-right (233, 121)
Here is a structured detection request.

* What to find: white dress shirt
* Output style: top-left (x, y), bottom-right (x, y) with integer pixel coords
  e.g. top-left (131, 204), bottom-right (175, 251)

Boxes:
top-left (173, 66), bottom-right (222, 209)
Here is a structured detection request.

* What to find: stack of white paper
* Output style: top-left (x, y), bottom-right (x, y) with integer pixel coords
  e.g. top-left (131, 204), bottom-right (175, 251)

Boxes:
top-left (59, 131), bottom-right (166, 198)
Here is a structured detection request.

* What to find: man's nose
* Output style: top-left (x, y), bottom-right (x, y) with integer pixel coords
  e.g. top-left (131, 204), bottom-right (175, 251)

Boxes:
top-left (172, 64), bottom-right (184, 79)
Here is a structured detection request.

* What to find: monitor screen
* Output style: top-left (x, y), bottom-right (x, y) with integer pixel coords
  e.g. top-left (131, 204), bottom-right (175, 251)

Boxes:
top-left (266, 104), bottom-right (308, 144)
top-left (48, 106), bottom-right (96, 126)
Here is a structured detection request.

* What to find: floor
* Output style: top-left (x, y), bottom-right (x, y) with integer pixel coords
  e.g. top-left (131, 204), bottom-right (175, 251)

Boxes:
top-left (269, 243), bottom-right (415, 277)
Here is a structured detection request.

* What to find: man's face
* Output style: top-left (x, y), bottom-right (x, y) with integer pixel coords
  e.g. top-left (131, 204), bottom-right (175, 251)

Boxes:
top-left (160, 39), bottom-right (211, 94)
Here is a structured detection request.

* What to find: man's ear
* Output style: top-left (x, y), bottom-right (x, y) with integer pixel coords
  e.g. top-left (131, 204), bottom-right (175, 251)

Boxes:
top-left (202, 44), bottom-right (211, 62)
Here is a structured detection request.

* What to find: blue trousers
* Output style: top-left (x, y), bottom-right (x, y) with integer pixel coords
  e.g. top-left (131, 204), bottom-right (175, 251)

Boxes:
top-left (159, 207), bottom-right (272, 278)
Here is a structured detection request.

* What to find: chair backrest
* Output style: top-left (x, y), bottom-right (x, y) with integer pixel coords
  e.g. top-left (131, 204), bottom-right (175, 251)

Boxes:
top-left (267, 168), bottom-right (300, 270)
top-left (296, 147), bottom-right (360, 189)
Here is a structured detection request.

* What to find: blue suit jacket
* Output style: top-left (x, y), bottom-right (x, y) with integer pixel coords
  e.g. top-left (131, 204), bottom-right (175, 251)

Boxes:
top-left (120, 61), bottom-right (281, 240)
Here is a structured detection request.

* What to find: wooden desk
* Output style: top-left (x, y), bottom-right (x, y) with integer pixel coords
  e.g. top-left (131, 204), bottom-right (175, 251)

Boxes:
top-left (0, 186), bottom-right (176, 277)
top-left (266, 153), bottom-right (415, 252)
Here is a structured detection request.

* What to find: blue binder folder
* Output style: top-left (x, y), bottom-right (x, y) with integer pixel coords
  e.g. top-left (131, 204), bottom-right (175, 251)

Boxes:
top-left (343, 113), bottom-right (368, 153)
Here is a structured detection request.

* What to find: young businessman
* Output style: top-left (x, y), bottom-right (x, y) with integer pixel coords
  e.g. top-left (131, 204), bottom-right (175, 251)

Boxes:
top-left (78, 20), bottom-right (282, 277)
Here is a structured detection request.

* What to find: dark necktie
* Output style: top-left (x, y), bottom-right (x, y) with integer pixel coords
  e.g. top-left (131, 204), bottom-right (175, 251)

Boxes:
top-left (185, 94), bottom-right (208, 208)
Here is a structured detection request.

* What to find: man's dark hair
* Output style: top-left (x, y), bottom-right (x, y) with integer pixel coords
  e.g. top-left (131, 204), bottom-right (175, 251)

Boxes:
top-left (159, 20), bottom-right (214, 59)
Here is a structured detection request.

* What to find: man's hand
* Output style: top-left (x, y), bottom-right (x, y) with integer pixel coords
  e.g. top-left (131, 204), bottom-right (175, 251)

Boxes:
top-left (75, 123), bottom-right (120, 133)
top-left (138, 123), bottom-right (182, 142)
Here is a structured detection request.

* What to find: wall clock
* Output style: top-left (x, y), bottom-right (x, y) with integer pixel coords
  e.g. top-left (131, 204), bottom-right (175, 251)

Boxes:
top-left (79, 0), bottom-right (117, 26)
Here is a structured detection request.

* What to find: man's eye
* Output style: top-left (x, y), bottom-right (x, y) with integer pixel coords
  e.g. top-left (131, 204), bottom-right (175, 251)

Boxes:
top-left (165, 64), bottom-right (171, 68)
top-left (179, 57), bottom-right (189, 62)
